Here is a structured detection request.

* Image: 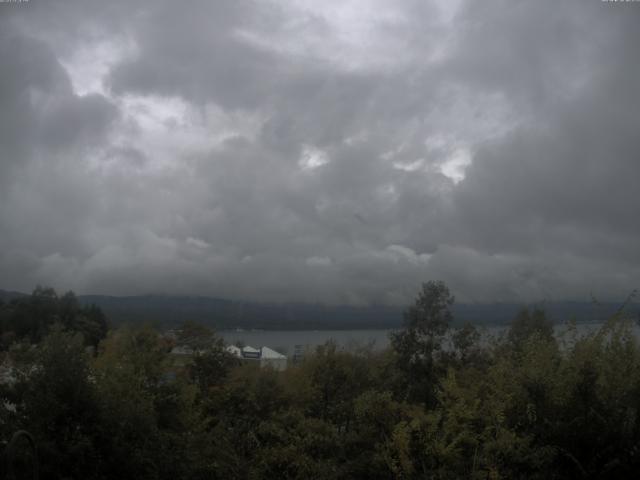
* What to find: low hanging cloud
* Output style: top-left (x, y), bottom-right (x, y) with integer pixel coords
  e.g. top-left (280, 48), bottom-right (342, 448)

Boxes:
top-left (0, 0), bottom-right (638, 305)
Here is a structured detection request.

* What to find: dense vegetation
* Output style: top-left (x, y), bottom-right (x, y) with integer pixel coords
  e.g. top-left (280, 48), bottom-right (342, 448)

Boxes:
top-left (0, 282), bottom-right (639, 479)
top-left (0, 286), bottom-right (108, 348)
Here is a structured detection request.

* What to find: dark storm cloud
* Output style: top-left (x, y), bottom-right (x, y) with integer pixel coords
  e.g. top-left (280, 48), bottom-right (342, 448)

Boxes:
top-left (0, 20), bottom-right (117, 176)
top-left (108, 0), bottom-right (286, 109)
top-left (0, 27), bottom-right (67, 181)
top-left (0, 16), bottom-right (116, 274)
top-left (438, 1), bottom-right (640, 299)
top-left (0, 0), bottom-right (638, 304)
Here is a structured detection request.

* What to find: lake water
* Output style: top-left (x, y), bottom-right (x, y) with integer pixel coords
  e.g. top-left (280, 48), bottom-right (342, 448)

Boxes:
top-left (220, 329), bottom-right (394, 356)
top-left (220, 322), bottom-right (628, 357)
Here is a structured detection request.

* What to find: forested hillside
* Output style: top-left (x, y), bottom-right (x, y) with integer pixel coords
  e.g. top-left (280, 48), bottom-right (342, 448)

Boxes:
top-left (1, 288), bottom-right (631, 330)
top-left (75, 294), bottom-right (636, 330)
top-left (1, 282), bottom-right (640, 478)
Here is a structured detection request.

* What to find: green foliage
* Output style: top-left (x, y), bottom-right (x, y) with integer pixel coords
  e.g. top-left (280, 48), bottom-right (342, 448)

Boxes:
top-left (302, 341), bottom-right (372, 425)
top-left (183, 323), bottom-right (240, 397)
top-left (13, 326), bottom-right (100, 479)
top-left (0, 286), bottom-right (108, 348)
top-left (390, 280), bottom-right (455, 406)
top-left (451, 322), bottom-right (482, 362)
top-left (4, 283), bottom-right (640, 479)
top-left (508, 307), bottom-right (554, 348)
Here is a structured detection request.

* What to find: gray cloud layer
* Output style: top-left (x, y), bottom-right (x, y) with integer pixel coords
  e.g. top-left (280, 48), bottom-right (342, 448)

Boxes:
top-left (1, 0), bottom-right (639, 304)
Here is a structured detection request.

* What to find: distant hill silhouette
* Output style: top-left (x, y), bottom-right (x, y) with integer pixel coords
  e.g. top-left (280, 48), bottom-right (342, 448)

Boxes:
top-left (0, 289), bottom-right (28, 301)
top-left (76, 294), bottom-right (404, 330)
top-left (1, 289), bottom-right (636, 330)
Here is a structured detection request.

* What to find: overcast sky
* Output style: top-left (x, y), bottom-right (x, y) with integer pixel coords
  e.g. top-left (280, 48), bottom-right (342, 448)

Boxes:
top-left (0, 0), bottom-right (639, 305)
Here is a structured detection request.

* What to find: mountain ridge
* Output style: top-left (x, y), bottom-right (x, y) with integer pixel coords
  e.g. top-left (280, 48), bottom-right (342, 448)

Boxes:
top-left (3, 288), bottom-right (637, 330)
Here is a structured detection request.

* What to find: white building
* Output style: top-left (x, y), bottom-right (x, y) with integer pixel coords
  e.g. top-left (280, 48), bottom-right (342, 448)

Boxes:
top-left (225, 344), bottom-right (288, 371)
top-left (226, 345), bottom-right (241, 357)
top-left (170, 345), bottom-right (195, 356)
top-left (241, 345), bottom-right (260, 359)
top-left (259, 346), bottom-right (287, 371)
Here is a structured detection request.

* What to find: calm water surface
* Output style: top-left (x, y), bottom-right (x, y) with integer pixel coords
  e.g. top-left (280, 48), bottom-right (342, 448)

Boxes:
top-left (220, 329), bottom-right (393, 356)
top-left (220, 322), bottom-right (621, 357)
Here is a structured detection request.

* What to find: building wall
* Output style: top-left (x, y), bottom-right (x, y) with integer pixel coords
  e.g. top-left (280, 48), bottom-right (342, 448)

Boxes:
top-left (260, 357), bottom-right (287, 371)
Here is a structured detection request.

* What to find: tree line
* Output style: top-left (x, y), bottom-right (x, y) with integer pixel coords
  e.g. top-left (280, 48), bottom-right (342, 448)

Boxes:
top-left (0, 282), bottom-right (639, 479)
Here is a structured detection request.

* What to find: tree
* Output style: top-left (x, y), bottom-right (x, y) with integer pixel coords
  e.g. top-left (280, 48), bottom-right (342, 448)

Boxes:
top-left (93, 326), bottom-right (182, 479)
top-left (18, 326), bottom-right (100, 479)
top-left (177, 320), bottom-right (215, 351)
top-left (60, 291), bottom-right (108, 348)
top-left (0, 287), bottom-right (108, 348)
top-left (390, 280), bottom-right (455, 407)
top-left (451, 322), bottom-right (482, 365)
top-left (508, 307), bottom-right (554, 348)
top-left (189, 336), bottom-right (239, 396)
top-left (302, 341), bottom-right (371, 427)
